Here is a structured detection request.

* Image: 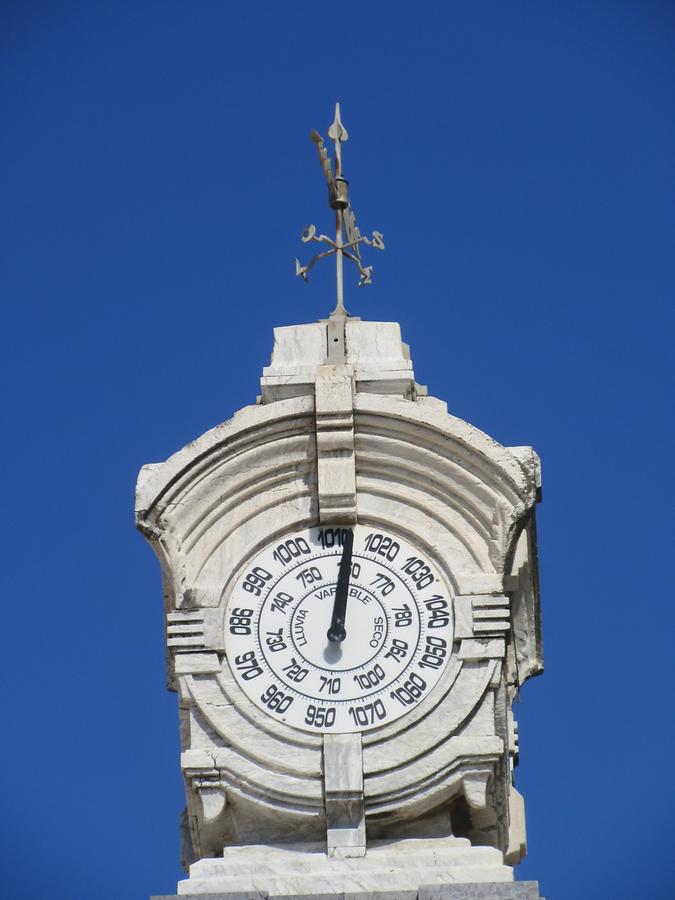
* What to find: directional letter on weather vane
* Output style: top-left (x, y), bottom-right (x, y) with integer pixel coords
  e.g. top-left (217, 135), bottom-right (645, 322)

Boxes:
top-left (295, 103), bottom-right (384, 318)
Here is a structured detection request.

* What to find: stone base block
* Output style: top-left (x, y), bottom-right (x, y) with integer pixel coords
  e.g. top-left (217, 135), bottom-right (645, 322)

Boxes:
top-left (153, 884), bottom-right (543, 900)
top-left (151, 838), bottom-right (543, 899)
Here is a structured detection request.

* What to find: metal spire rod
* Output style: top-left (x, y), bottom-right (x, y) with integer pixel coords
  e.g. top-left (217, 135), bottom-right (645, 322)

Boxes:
top-left (295, 103), bottom-right (384, 319)
top-left (330, 104), bottom-right (346, 316)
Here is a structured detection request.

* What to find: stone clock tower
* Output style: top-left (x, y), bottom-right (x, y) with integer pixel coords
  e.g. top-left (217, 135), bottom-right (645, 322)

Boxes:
top-left (137, 107), bottom-right (544, 900)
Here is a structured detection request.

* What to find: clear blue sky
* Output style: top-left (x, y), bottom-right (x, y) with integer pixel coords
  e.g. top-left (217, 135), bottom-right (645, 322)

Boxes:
top-left (2, 3), bottom-right (673, 899)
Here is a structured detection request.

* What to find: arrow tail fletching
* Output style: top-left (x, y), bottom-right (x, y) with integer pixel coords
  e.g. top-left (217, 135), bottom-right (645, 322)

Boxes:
top-left (310, 129), bottom-right (336, 190)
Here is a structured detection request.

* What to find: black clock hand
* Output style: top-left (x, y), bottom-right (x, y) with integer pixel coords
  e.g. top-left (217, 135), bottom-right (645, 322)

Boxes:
top-left (326, 528), bottom-right (354, 643)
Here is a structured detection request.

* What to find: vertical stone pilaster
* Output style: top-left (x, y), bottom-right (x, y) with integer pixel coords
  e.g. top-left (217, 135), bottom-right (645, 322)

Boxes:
top-left (315, 364), bottom-right (357, 525)
top-left (323, 732), bottom-right (366, 857)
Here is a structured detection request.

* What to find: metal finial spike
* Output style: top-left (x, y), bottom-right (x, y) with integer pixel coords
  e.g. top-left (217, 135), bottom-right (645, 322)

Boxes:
top-left (328, 102), bottom-right (349, 143)
top-left (328, 102), bottom-right (348, 181)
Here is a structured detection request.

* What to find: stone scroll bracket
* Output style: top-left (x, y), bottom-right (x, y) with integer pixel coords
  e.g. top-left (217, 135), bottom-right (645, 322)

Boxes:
top-left (453, 590), bottom-right (528, 863)
top-left (323, 732), bottom-right (366, 857)
top-left (462, 770), bottom-right (491, 810)
top-left (182, 762), bottom-right (230, 863)
top-left (453, 591), bottom-right (516, 855)
top-left (315, 365), bottom-right (357, 525)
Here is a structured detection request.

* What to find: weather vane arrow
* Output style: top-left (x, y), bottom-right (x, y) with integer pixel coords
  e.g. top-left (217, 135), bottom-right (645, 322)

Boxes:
top-left (295, 103), bottom-right (384, 319)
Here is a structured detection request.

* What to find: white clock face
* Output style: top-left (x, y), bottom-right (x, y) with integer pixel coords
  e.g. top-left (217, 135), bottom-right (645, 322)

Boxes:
top-left (224, 525), bottom-right (454, 734)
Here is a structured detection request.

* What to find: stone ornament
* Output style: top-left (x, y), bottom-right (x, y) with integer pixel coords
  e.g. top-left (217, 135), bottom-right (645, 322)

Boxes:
top-left (136, 320), bottom-right (543, 897)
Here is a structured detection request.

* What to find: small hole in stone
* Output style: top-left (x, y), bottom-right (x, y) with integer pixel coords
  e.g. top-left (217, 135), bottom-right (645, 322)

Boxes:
top-left (333, 338), bottom-right (338, 342)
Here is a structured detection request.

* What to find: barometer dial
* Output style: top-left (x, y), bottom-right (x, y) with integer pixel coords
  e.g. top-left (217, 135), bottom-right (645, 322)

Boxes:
top-left (224, 525), bottom-right (454, 734)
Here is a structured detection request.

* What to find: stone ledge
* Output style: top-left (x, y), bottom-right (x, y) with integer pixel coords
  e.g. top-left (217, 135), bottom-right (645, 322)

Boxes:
top-left (168, 838), bottom-right (517, 896)
top-left (152, 882), bottom-right (543, 900)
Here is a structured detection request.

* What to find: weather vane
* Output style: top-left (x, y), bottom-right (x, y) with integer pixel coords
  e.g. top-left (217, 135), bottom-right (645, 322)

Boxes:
top-left (295, 103), bottom-right (384, 319)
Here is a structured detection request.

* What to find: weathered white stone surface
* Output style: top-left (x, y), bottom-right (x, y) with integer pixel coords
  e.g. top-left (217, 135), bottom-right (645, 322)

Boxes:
top-left (176, 839), bottom-right (514, 895)
top-left (137, 317), bottom-right (543, 894)
top-left (315, 364), bottom-right (357, 524)
top-left (324, 732), bottom-right (366, 856)
top-left (260, 321), bottom-right (416, 402)
top-left (157, 884), bottom-right (544, 900)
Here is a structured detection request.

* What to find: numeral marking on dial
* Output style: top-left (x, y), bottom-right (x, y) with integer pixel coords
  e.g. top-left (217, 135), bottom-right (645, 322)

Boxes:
top-left (400, 557), bottom-right (435, 590)
top-left (353, 663), bottom-right (385, 689)
top-left (390, 672), bottom-right (427, 706)
top-left (371, 571), bottom-right (395, 596)
top-left (319, 676), bottom-right (341, 694)
top-left (296, 566), bottom-right (323, 588)
top-left (364, 532), bottom-right (400, 561)
top-left (261, 684), bottom-right (294, 714)
top-left (305, 704), bottom-right (336, 727)
top-left (281, 657), bottom-right (309, 683)
top-left (234, 650), bottom-right (263, 680)
top-left (338, 560), bottom-right (361, 579)
top-left (272, 537), bottom-right (311, 564)
top-left (419, 635), bottom-right (447, 670)
top-left (348, 699), bottom-right (387, 726)
top-left (242, 567), bottom-right (273, 597)
top-left (393, 603), bottom-right (413, 627)
top-left (384, 638), bottom-right (409, 662)
top-left (265, 628), bottom-right (287, 652)
top-left (270, 591), bottom-right (294, 614)
top-left (229, 607), bottom-right (254, 635)
top-left (317, 528), bottom-right (349, 548)
top-left (423, 595), bottom-right (450, 628)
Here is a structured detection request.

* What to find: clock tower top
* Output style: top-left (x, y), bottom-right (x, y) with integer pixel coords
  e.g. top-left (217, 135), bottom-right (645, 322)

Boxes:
top-left (137, 105), bottom-right (545, 900)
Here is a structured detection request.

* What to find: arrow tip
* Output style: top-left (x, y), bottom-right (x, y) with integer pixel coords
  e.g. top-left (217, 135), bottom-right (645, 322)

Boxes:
top-left (328, 101), bottom-right (348, 142)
